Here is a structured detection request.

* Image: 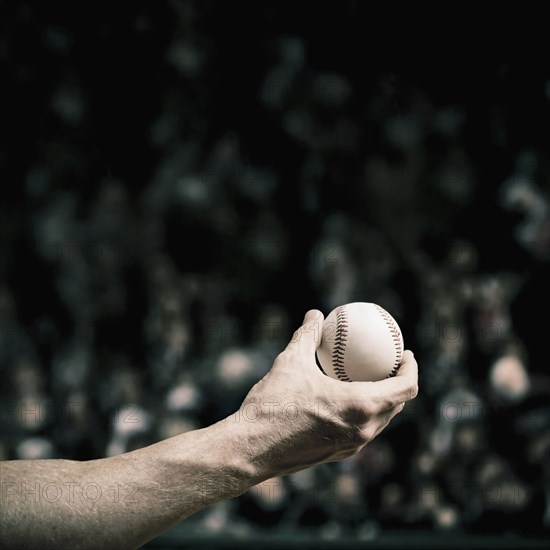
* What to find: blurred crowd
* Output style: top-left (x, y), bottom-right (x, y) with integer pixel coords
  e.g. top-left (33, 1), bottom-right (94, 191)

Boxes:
top-left (1, 0), bottom-right (550, 540)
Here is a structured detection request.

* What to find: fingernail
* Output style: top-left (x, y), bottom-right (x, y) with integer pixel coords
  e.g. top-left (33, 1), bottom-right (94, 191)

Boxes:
top-left (304, 309), bottom-right (320, 323)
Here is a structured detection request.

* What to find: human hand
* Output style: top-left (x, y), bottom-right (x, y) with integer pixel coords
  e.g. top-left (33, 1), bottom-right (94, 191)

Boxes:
top-left (234, 309), bottom-right (419, 481)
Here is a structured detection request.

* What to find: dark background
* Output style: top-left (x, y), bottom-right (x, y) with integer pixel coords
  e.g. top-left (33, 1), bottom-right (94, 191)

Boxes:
top-left (1, 1), bottom-right (549, 548)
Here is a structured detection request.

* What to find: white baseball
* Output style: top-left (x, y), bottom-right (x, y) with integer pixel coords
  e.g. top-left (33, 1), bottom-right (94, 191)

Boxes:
top-left (317, 302), bottom-right (404, 382)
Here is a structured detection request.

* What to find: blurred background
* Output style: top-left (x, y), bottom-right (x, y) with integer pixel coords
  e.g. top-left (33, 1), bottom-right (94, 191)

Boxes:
top-left (1, 1), bottom-right (549, 548)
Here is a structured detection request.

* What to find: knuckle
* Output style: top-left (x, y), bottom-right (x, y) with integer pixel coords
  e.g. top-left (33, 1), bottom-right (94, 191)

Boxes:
top-left (273, 351), bottom-right (288, 368)
top-left (409, 383), bottom-right (419, 400)
top-left (361, 425), bottom-right (377, 443)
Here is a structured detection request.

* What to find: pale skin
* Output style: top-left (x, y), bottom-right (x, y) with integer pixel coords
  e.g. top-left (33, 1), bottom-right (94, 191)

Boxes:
top-left (0, 309), bottom-right (418, 549)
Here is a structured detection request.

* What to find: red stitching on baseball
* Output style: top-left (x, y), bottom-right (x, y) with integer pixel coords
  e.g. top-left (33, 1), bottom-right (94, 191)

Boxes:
top-left (332, 306), bottom-right (352, 382)
top-left (374, 305), bottom-right (403, 378)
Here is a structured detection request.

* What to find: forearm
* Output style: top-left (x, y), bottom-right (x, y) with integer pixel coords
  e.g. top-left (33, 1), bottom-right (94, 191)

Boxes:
top-left (0, 413), bottom-right (256, 550)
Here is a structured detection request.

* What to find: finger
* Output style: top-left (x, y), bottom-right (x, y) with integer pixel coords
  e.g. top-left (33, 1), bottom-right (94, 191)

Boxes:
top-left (371, 350), bottom-right (418, 406)
top-left (349, 350), bottom-right (418, 412)
top-left (285, 309), bottom-right (324, 355)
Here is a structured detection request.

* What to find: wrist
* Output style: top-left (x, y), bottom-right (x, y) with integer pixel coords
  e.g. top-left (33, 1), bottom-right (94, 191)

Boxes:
top-left (220, 407), bottom-right (293, 484)
top-left (217, 411), bottom-right (276, 485)
top-left (205, 412), bottom-right (263, 494)
top-left (153, 412), bottom-right (263, 502)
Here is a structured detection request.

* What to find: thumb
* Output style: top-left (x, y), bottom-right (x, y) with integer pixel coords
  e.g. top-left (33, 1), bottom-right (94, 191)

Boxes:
top-left (286, 309), bottom-right (324, 354)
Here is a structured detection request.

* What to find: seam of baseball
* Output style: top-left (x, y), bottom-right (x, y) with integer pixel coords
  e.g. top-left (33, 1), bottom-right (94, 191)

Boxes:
top-left (332, 306), bottom-right (352, 382)
top-left (374, 305), bottom-right (403, 378)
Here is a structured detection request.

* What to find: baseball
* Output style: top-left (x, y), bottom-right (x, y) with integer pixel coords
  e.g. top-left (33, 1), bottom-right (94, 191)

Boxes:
top-left (316, 302), bottom-right (404, 382)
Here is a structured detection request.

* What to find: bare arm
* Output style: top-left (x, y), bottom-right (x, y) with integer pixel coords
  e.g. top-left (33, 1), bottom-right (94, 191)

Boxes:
top-left (0, 417), bottom-right (254, 549)
top-left (0, 310), bottom-right (418, 549)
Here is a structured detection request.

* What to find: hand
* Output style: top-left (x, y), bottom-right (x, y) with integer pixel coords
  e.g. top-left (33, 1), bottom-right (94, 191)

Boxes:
top-left (235, 309), bottom-right (419, 481)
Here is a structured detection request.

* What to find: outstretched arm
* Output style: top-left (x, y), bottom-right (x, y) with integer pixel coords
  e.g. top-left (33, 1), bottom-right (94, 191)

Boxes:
top-left (0, 309), bottom-right (418, 549)
top-left (0, 419), bottom-right (254, 550)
